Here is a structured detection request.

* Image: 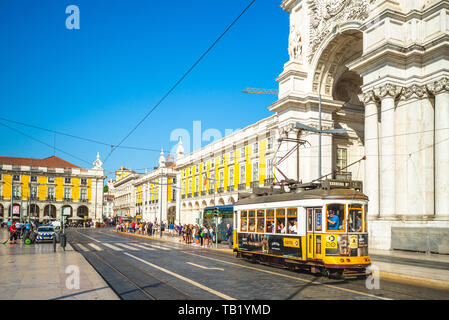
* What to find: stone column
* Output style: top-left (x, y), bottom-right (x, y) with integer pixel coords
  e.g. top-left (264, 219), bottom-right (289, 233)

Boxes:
top-left (375, 84), bottom-right (402, 218)
top-left (395, 93), bottom-right (408, 215)
top-left (402, 84), bottom-right (434, 216)
top-left (428, 77), bottom-right (449, 217)
top-left (360, 91), bottom-right (380, 218)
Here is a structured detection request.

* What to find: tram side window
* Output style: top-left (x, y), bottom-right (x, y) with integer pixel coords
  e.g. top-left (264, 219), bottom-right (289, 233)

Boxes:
top-left (287, 208), bottom-right (298, 234)
top-left (240, 211), bottom-right (247, 232)
top-left (307, 208), bottom-right (313, 232)
top-left (248, 210), bottom-right (256, 232)
top-left (256, 210), bottom-right (265, 233)
top-left (266, 209), bottom-right (275, 233)
top-left (326, 204), bottom-right (345, 232)
top-left (276, 209), bottom-right (286, 234)
top-left (348, 206), bottom-right (363, 232)
top-left (315, 209), bottom-right (322, 232)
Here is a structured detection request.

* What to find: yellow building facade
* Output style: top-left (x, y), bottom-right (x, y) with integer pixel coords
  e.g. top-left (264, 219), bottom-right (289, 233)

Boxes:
top-left (0, 155), bottom-right (105, 222)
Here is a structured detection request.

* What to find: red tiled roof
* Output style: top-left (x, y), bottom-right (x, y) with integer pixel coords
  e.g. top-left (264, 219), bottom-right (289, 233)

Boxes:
top-left (0, 156), bottom-right (81, 169)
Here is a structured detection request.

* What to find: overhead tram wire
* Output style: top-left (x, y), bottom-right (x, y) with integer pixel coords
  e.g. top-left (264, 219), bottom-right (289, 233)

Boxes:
top-left (102, 0), bottom-right (257, 165)
top-left (0, 117), bottom-right (166, 153)
top-left (0, 122), bottom-right (113, 172)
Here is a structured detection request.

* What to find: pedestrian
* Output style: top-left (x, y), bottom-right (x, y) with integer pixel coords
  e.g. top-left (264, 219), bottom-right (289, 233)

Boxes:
top-left (208, 225), bottom-right (214, 246)
top-left (203, 227), bottom-right (209, 247)
top-left (226, 224), bottom-right (233, 249)
top-left (9, 221), bottom-right (17, 244)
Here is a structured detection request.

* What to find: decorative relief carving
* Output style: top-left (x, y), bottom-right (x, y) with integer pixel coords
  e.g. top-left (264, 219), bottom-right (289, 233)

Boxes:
top-left (358, 91), bottom-right (377, 105)
top-left (288, 25), bottom-right (303, 62)
top-left (399, 84), bottom-right (429, 100)
top-left (374, 84), bottom-right (403, 100)
top-left (427, 77), bottom-right (449, 95)
top-left (307, 0), bottom-right (375, 63)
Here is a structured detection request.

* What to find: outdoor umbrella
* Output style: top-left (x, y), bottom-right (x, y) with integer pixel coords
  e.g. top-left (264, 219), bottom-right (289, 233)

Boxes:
top-left (68, 216), bottom-right (83, 220)
top-left (41, 215), bottom-right (53, 220)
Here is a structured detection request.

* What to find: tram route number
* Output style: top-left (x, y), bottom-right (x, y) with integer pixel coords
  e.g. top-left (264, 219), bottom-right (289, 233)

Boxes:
top-left (325, 235), bottom-right (337, 248)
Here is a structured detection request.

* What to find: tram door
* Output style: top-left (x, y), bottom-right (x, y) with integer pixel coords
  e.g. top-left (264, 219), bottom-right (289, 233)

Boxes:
top-left (306, 208), bottom-right (323, 260)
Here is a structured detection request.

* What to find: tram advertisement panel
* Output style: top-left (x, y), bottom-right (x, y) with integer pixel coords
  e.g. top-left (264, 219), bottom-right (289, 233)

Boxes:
top-left (238, 233), bottom-right (302, 258)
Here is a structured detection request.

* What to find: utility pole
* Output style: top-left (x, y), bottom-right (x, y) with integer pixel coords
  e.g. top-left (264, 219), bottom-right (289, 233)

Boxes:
top-left (10, 178), bottom-right (13, 222)
top-left (294, 94), bottom-right (347, 180)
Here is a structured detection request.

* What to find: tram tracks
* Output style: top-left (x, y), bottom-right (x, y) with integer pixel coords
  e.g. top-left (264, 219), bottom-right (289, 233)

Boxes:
top-left (68, 230), bottom-right (193, 300)
top-left (70, 229), bottom-right (443, 300)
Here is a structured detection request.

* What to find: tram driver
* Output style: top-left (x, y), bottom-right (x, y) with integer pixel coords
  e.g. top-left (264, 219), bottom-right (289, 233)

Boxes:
top-left (327, 210), bottom-right (340, 230)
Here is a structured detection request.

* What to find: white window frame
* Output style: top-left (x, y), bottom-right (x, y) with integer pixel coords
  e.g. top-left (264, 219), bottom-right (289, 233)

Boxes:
top-left (240, 165), bottom-right (246, 184)
top-left (229, 166), bottom-right (234, 186)
top-left (253, 161), bottom-right (259, 182)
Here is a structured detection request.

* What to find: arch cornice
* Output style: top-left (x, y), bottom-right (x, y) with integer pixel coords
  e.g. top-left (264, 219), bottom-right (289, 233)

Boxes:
top-left (307, 0), bottom-right (374, 64)
top-left (309, 27), bottom-right (363, 97)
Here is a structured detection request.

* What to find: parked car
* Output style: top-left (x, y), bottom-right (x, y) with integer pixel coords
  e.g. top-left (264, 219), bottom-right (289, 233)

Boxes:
top-left (36, 226), bottom-right (58, 243)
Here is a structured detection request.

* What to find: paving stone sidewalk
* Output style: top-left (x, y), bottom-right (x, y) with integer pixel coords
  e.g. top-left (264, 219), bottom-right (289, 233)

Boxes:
top-left (0, 229), bottom-right (119, 300)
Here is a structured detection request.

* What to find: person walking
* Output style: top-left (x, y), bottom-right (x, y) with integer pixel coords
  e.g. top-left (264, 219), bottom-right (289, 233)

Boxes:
top-left (226, 224), bottom-right (233, 249)
top-left (9, 221), bottom-right (17, 244)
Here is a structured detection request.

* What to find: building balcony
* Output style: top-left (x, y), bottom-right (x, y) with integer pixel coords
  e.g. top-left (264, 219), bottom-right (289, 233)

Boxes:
top-left (194, 192), bottom-right (198, 197)
top-left (13, 195), bottom-right (21, 200)
top-left (251, 181), bottom-right (259, 188)
top-left (47, 196), bottom-right (55, 201)
top-left (208, 189), bottom-right (214, 195)
top-left (218, 187), bottom-right (224, 193)
top-left (227, 186), bottom-right (234, 192)
top-left (80, 198), bottom-right (88, 203)
top-left (201, 191), bottom-right (206, 196)
top-left (182, 194), bottom-right (186, 199)
top-left (63, 197), bottom-right (72, 202)
top-left (187, 193), bottom-right (192, 198)
top-left (264, 178), bottom-right (274, 186)
top-left (238, 183), bottom-right (246, 191)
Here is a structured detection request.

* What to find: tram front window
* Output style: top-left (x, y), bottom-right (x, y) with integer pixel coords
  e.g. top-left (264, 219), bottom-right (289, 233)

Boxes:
top-left (348, 206), bottom-right (363, 232)
top-left (240, 211), bottom-right (247, 232)
top-left (326, 204), bottom-right (345, 232)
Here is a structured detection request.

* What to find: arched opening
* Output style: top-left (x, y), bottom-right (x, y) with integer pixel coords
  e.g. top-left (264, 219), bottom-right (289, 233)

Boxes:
top-left (311, 29), bottom-right (365, 176)
top-left (0, 204), bottom-right (4, 221)
top-left (167, 206), bottom-right (176, 225)
top-left (77, 206), bottom-right (88, 218)
top-left (201, 200), bottom-right (207, 208)
top-left (28, 204), bottom-right (40, 218)
top-left (44, 204), bottom-right (57, 219)
top-left (61, 205), bottom-right (72, 219)
top-left (229, 197), bottom-right (236, 204)
top-left (218, 198), bottom-right (225, 205)
top-left (8, 204), bottom-right (21, 220)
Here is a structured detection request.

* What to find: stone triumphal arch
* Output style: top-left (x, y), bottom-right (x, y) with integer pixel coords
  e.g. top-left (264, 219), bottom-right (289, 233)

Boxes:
top-left (275, 0), bottom-right (449, 252)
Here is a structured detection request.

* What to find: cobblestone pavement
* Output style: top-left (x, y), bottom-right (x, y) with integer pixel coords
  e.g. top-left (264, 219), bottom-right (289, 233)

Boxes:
top-left (0, 229), bottom-right (118, 300)
top-left (67, 228), bottom-right (449, 300)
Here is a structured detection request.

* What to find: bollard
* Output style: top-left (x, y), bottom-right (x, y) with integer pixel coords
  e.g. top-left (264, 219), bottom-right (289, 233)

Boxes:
top-left (53, 236), bottom-right (57, 252)
top-left (60, 233), bottom-right (66, 251)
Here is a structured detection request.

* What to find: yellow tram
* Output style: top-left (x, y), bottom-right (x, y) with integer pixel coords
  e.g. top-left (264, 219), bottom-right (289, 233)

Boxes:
top-left (233, 181), bottom-right (371, 279)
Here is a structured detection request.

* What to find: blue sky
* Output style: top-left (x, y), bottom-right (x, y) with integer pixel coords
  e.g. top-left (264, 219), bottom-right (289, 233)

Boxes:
top-left (0, 0), bottom-right (289, 180)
